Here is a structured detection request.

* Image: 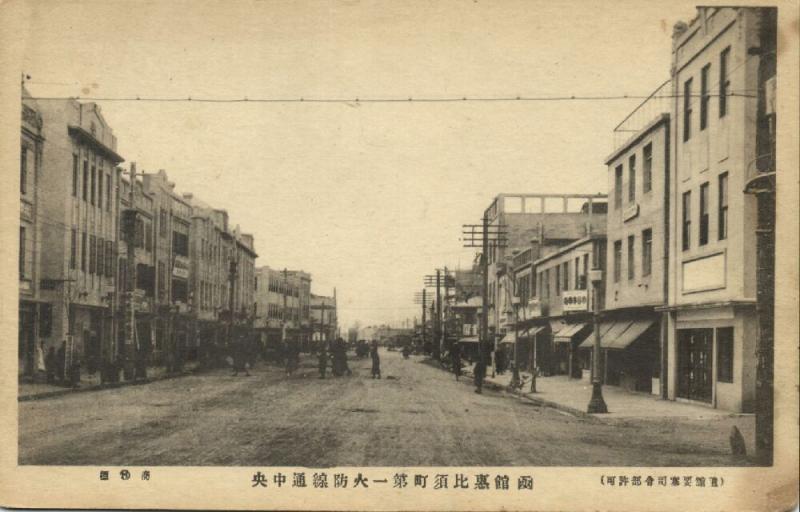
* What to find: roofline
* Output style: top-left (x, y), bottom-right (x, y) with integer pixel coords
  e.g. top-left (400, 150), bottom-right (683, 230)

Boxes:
top-left (533, 233), bottom-right (606, 266)
top-left (605, 113), bottom-right (670, 165)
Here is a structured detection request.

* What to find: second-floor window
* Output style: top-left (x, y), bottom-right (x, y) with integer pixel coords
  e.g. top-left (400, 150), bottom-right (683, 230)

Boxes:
top-left (614, 165), bottom-right (623, 209)
top-left (70, 229), bottom-right (77, 269)
top-left (563, 261), bottom-right (569, 291)
top-left (613, 240), bottom-right (622, 283)
top-left (700, 63), bottom-right (710, 130)
top-left (683, 78), bottom-right (693, 142)
top-left (82, 160), bottom-right (89, 201)
top-left (72, 155), bottom-right (79, 197)
top-left (628, 154), bottom-right (636, 202)
top-left (20, 146), bottom-right (28, 195)
top-left (159, 209), bottom-right (167, 237)
top-left (90, 164), bottom-right (96, 206)
top-left (643, 143), bottom-right (652, 193)
top-left (718, 172), bottom-right (729, 241)
top-left (699, 182), bottom-right (710, 246)
top-left (682, 191), bottom-right (691, 251)
top-left (19, 227), bottom-right (26, 278)
top-left (642, 229), bottom-right (652, 277)
top-left (555, 265), bottom-right (561, 296)
top-left (81, 231), bottom-right (87, 271)
top-left (627, 235), bottom-right (635, 280)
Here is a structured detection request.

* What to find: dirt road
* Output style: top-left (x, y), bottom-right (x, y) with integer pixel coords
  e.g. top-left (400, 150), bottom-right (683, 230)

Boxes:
top-left (18, 350), bottom-right (751, 466)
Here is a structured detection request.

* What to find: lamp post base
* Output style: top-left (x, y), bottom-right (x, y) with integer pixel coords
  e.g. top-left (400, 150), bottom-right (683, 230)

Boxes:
top-left (587, 381), bottom-right (608, 414)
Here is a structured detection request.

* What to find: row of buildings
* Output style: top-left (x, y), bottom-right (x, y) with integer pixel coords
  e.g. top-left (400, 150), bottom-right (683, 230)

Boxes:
top-left (430, 7), bottom-right (776, 413)
top-left (18, 91), bottom-right (337, 381)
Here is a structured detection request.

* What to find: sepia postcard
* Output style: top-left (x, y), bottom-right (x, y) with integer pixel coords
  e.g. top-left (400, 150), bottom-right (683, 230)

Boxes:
top-left (0, 0), bottom-right (797, 510)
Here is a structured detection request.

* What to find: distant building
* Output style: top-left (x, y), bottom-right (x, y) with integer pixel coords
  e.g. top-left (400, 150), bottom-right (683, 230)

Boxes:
top-left (310, 292), bottom-right (337, 345)
top-left (254, 266), bottom-right (311, 349)
top-left (484, 193), bottom-right (606, 371)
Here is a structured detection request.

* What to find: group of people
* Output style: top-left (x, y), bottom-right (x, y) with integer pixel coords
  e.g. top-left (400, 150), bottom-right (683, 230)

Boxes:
top-left (317, 338), bottom-right (353, 378)
top-left (34, 341), bottom-right (80, 388)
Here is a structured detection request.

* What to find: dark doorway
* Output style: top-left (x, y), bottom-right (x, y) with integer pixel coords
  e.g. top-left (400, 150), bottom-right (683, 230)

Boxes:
top-left (677, 328), bottom-right (713, 403)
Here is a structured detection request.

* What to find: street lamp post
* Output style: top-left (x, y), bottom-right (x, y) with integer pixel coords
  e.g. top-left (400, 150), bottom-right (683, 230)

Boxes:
top-left (587, 267), bottom-right (608, 414)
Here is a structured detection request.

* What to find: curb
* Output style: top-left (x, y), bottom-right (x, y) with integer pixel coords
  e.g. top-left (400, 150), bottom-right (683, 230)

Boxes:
top-left (18, 367), bottom-right (202, 402)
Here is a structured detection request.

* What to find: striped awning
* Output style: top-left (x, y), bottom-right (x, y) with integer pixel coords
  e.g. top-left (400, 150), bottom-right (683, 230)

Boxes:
top-left (553, 323), bottom-right (587, 343)
top-left (578, 319), bottom-right (655, 350)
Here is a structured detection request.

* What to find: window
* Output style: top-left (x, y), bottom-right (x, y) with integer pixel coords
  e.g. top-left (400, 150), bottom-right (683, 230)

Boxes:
top-left (555, 265), bottom-right (561, 296)
top-left (89, 234), bottom-right (96, 274)
top-left (683, 78), bottom-right (693, 142)
top-left (105, 240), bottom-right (114, 277)
top-left (106, 174), bottom-right (112, 211)
top-left (719, 47), bottom-right (730, 118)
top-left (628, 154), bottom-right (636, 202)
top-left (20, 146), bottom-right (28, 194)
top-left (70, 229), bottom-right (77, 269)
top-left (97, 237), bottom-right (105, 277)
top-left (718, 172), bottom-right (728, 240)
top-left (574, 256), bottom-right (580, 290)
top-left (19, 227), bottom-right (26, 277)
top-left (716, 327), bottom-right (734, 383)
top-left (118, 258), bottom-right (127, 292)
top-left (582, 254), bottom-right (588, 288)
top-left (90, 164), bottom-right (96, 205)
top-left (159, 209), bottom-right (167, 237)
top-left (145, 222), bottom-right (153, 252)
top-left (98, 172), bottom-right (103, 208)
top-left (613, 240), bottom-right (622, 283)
top-left (699, 182), bottom-right (710, 246)
top-left (642, 229), bottom-right (652, 277)
top-left (682, 191), bottom-right (691, 251)
top-left (158, 261), bottom-right (166, 298)
top-left (72, 155), bottom-right (79, 197)
top-left (81, 232), bottom-right (87, 271)
top-left (627, 235), bottom-right (635, 280)
top-left (82, 160), bottom-right (89, 201)
top-left (643, 143), bottom-right (652, 193)
top-left (563, 261), bottom-right (569, 291)
top-left (173, 231), bottom-right (189, 257)
top-left (614, 165), bottom-right (623, 209)
top-left (700, 63), bottom-right (710, 130)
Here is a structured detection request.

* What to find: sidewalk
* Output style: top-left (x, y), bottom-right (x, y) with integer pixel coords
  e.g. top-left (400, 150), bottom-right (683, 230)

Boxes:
top-left (465, 364), bottom-right (751, 421)
top-left (18, 362), bottom-right (201, 402)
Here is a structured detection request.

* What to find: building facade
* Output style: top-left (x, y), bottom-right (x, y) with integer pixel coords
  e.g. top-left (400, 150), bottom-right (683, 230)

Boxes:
top-left (602, 112), bottom-right (671, 395)
top-left (310, 293), bottom-right (337, 345)
top-left (19, 90), bottom-right (46, 379)
top-left (254, 266), bottom-right (309, 350)
top-left (662, 7), bottom-right (772, 412)
top-left (33, 98), bottom-right (124, 376)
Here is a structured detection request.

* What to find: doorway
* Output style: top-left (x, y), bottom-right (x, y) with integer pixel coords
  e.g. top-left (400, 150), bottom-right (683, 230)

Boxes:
top-left (677, 328), bottom-right (713, 403)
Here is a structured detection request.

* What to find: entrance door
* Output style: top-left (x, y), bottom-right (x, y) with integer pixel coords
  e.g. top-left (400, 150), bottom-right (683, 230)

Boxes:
top-left (19, 307), bottom-right (35, 377)
top-left (677, 329), bottom-right (713, 403)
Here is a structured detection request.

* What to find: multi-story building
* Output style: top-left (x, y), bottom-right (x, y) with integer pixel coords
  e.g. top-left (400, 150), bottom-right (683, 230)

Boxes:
top-left (142, 170), bottom-right (193, 368)
top-left (33, 98), bottom-right (124, 376)
top-left (601, 106), bottom-right (672, 395)
top-left (117, 175), bottom-right (157, 363)
top-left (19, 89), bottom-right (45, 379)
top-left (232, 229), bottom-right (257, 322)
top-left (484, 193), bottom-right (607, 372)
top-left (660, 7), bottom-right (775, 412)
top-left (518, 234), bottom-right (606, 379)
top-left (254, 267), bottom-right (309, 349)
top-left (310, 292), bottom-right (337, 346)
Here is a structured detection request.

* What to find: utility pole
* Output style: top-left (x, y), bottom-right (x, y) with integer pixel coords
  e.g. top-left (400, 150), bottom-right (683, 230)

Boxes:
top-left (414, 289), bottom-right (428, 352)
top-left (462, 213), bottom-right (507, 392)
top-left (122, 162), bottom-right (139, 381)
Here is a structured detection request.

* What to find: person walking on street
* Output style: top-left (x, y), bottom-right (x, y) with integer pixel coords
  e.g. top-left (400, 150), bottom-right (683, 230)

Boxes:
top-left (232, 334), bottom-right (250, 377)
top-left (474, 350), bottom-right (486, 394)
top-left (318, 343), bottom-right (328, 379)
top-left (451, 341), bottom-right (462, 381)
top-left (370, 341), bottom-right (381, 379)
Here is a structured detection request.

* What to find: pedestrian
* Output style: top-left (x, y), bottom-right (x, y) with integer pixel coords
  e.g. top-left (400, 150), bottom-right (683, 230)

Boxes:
top-left (370, 341), bottom-right (381, 379)
top-left (318, 343), bottom-right (328, 378)
top-left (232, 334), bottom-right (250, 377)
top-left (451, 341), bottom-right (461, 381)
top-left (45, 346), bottom-right (56, 385)
top-left (56, 341), bottom-right (66, 386)
top-left (474, 352), bottom-right (486, 394)
top-left (340, 338), bottom-right (352, 376)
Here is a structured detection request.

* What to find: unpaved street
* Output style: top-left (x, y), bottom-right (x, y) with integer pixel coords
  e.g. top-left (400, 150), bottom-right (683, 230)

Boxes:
top-left (19, 351), bottom-right (751, 466)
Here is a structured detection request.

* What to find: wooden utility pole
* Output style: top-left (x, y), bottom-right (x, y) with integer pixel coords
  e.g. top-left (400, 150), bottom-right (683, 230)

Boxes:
top-left (122, 162), bottom-right (139, 381)
top-left (228, 256), bottom-right (237, 346)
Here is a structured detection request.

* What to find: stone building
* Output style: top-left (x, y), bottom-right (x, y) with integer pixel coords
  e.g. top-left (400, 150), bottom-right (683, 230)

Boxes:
top-left (32, 98), bottom-right (124, 376)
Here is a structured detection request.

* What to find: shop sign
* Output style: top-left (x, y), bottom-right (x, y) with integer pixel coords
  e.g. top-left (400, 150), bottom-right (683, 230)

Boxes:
top-left (527, 299), bottom-right (542, 317)
top-left (623, 203), bottom-right (639, 222)
top-left (562, 290), bottom-right (589, 312)
top-left (173, 256), bottom-right (190, 279)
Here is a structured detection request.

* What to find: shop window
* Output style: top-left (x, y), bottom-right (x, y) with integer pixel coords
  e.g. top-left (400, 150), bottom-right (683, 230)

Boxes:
top-left (717, 327), bottom-right (734, 383)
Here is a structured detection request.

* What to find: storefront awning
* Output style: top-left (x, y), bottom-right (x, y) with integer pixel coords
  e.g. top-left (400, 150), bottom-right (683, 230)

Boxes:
top-left (578, 319), bottom-right (655, 350)
top-left (458, 336), bottom-right (480, 343)
top-left (499, 332), bottom-right (516, 344)
top-left (605, 319), bottom-right (655, 349)
top-left (549, 319), bottom-right (566, 336)
top-left (526, 325), bottom-right (546, 337)
top-left (553, 323), bottom-right (587, 343)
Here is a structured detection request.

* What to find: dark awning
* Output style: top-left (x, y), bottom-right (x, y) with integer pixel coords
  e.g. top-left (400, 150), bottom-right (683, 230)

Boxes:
top-left (553, 323), bottom-right (587, 343)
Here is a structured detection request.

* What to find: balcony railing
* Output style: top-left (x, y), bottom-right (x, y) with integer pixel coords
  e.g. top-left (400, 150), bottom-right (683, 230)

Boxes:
top-left (612, 79), bottom-right (671, 151)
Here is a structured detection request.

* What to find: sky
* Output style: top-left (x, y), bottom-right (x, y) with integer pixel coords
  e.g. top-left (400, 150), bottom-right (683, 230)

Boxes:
top-left (16, 0), bottom-right (699, 329)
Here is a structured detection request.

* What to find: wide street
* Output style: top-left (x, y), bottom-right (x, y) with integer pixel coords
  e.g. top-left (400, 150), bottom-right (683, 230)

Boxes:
top-left (19, 350), bottom-right (748, 466)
